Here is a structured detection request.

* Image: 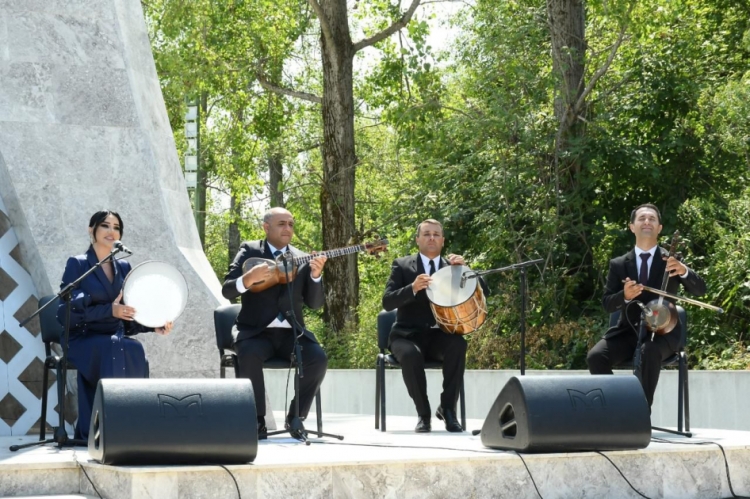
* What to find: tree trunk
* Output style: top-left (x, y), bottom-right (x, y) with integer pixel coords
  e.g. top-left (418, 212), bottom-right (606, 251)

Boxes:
top-left (319, 0), bottom-right (358, 333)
top-left (268, 153), bottom-right (284, 207)
top-left (548, 0), bottom-right (586, 177)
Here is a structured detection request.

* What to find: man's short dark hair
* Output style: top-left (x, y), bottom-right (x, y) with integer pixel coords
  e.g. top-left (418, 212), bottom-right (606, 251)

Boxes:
top-left (416, 219), bottom-right (443, 237)
top-left (630, 203), bottom-right (662, 224)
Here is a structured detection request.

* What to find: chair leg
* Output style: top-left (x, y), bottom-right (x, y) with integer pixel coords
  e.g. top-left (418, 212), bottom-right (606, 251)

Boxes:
top-left (54, 360), bottom-right (66, 433)
top-left (682, 352), bottom-right (690, 432)
top-left (315, 389), bottom-right (323, 434)
top-left (677, 356), bottom-right (684, 432)
top-left (375, 358), bottom-right (381, 430)
top-left (381, 363), bottom-right (387, 432)
top-left (459, 379), bottom-right (466, 430)
top-left (40, 362), bottom-right (51, 440)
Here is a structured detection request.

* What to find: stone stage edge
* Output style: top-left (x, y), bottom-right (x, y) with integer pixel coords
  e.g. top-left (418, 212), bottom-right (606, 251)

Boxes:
top-left (1, 413), bottom-right (749, 499)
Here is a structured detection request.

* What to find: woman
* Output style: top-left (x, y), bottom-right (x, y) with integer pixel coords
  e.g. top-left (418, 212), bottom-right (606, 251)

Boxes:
top-left (57, 210), bottom-right (173, 440)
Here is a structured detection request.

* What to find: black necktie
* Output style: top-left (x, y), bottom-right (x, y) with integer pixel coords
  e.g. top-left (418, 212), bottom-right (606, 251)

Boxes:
top-left (273, 250), bottom-right (285, 322)
top-left (639, 253), bottom-right (650, 284)
top-left (429, 259), bottom-right (436, 276)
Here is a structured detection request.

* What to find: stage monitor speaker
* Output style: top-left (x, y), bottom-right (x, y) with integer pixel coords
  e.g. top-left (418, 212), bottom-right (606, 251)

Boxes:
top-left (480, 375), bottom-right (650, 453)
top-left (88, 378), bottom-right (257, 465)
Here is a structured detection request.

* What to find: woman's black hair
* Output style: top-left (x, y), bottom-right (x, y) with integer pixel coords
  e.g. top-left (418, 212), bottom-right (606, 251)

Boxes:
top-left (89, 210), bottom-right (124, 241)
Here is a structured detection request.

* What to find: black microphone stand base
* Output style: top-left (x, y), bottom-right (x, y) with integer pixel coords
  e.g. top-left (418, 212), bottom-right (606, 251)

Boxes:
top-left (266, 418), bottom-right (344, 446)
top-left (9, 428), bottom-right (86, 452)
top-left (651, 425), bottom-right (692, 438)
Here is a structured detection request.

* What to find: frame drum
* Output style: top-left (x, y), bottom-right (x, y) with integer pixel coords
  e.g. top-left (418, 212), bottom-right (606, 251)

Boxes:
top-left (425, 264), bottom-right (487, 335)
top-left (122, 261), bottom-right (188, 328)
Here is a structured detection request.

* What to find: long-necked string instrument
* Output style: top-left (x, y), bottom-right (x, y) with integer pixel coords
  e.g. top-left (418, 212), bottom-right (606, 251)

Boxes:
top-left (619, 231), bottom-right (723, 329)
top-left (643, 231), bottom-right (682, 335)
top-left (242, 238), bottom-right (388, 292)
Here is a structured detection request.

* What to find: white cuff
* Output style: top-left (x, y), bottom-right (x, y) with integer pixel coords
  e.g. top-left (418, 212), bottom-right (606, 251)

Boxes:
top-left (679, 265), bottom-right (690, 279)
top-left (311, 275), bottom-right (322, 283)
top-left (236, 278), bottom-right (248, 294)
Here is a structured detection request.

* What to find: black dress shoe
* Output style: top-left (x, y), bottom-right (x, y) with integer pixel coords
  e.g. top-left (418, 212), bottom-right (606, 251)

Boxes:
top-left (258, 422), bottom-right (267, 440)
top-left (415, 416), bottom-right (431, 433)
top-left (436, 406), bottom-right (463, 433)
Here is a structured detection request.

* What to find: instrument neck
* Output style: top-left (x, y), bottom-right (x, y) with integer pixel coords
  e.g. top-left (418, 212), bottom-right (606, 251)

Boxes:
top-left (292, 244), bottom-right (366, 265)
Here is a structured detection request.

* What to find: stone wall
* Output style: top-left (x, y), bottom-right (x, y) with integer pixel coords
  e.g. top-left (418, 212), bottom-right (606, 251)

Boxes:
top-left (0, 0), bottom-right (226, 436)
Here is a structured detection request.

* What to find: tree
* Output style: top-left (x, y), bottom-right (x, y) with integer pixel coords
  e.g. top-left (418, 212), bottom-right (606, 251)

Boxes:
top-left (259, 0), bottom-right (424, 332)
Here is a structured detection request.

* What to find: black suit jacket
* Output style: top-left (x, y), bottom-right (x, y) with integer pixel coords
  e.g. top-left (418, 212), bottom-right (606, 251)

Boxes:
top-left (602, 246), bottom-right (706, 349)
top-left (382, 254), bottom-right (490, 345)
top-left (222, 240), bottom-right (324, 344)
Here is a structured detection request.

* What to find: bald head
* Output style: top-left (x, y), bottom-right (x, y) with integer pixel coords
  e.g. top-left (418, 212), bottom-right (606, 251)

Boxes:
top-left (263, 207), bottom-right (295, 248)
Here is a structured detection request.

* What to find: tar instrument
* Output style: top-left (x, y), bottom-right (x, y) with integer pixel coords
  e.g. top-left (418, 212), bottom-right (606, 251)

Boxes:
top-left (426, 264), bottom-right (487, 335)
top-left (122, 261), bottom-right (188, 328)
top-left (242, 238), bottom-right (388, 293)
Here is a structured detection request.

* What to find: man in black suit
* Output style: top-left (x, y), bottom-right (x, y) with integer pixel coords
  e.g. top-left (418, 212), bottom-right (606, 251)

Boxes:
top-left (383, 218), bottom-right (488, 433)
top-left (587, 203), bottom-right (706, 407)
top-left (223, 207), bottom-right (328, 438)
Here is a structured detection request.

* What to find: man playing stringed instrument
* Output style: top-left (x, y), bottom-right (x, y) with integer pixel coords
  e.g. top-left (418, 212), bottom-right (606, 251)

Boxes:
top-left (587, 203), bottom-right (706, 408)
top-left (223, 207), bottom-right (328, 439)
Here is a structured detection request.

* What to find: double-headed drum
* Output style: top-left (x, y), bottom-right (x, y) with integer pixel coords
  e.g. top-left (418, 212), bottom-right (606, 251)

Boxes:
top-left (426, 265), bottom-right (487, 335)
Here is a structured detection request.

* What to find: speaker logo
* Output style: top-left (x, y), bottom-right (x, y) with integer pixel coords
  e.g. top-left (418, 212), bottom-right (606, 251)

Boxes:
top-left (567, 388), bottom-right (605, 410)
top-left (158, 393), bottom-right (203, 417)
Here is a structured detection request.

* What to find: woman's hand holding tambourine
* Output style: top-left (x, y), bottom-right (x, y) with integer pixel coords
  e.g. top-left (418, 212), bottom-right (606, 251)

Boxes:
top-left (112, 291), bottom-right (136, 321)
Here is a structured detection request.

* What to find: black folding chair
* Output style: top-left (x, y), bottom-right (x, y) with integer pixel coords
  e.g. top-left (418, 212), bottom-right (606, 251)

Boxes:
top-left (213, 304), bottom-right (323, 434)
top-left (38, 295), bottom-right (75, 440)
top-left (375, 309), bottom-right (466, 431)
top-left (612, 305), bottom-right (690, 433)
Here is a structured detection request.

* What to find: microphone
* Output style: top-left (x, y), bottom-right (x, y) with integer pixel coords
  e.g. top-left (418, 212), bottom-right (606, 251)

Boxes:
top-left (460, 274), bottom-right (467, 288)
top-left (635, 301), bottom-right (653, 317)
top-left (113, 240), bottom-right (133, 255)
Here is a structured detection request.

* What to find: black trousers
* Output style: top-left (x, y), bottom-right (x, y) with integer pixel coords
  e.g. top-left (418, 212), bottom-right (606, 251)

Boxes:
top-left (587, 325), bottom-right (679, 407)
top-left (234, 327), bottom-right (327, 419)
top-left (390, 329), bottom-right (466, 417)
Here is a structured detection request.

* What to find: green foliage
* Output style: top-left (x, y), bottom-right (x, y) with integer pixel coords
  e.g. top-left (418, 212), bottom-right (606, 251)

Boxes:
top-left (148, 0), bottom-right (750, 370)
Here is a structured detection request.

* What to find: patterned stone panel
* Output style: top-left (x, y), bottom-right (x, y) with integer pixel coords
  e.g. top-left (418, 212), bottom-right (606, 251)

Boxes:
top-left (0, 329), bottom-right (22, 363)
top-left (0, 391), bottom-right (26, 427)
top-left (0, 195), bottom-right (54, 436)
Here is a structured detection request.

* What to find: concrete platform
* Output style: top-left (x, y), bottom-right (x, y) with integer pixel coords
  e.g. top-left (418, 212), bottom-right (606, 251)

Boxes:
top-left (1, 413), bottom-right (750, 499)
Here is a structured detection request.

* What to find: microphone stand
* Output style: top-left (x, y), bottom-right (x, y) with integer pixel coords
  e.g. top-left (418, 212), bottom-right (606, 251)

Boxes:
top-left (265, 251), bottom-right (343, 445)
top-left (463, 259), bottom-right (543, 376)
top-left (10, 245), bottom-right (126, 452)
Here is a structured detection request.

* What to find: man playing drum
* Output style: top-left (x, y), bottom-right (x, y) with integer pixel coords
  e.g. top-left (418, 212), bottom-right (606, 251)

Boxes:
top-left (382, 219), bottom-right (489, 433)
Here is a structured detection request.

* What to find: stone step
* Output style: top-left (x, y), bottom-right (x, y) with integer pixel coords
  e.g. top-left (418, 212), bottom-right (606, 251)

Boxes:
top-left (3, 496), bottom-right (98, 499)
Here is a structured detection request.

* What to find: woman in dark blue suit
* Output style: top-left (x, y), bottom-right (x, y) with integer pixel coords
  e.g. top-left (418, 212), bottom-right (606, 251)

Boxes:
top-left (57, 210), bottom-right (173, 439)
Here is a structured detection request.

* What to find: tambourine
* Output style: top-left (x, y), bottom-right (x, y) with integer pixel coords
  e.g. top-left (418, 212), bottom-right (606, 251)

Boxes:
top-left (122, 261), bottom-right (188, 328)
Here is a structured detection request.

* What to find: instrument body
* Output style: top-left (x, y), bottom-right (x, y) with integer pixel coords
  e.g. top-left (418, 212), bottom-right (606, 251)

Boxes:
top-left (242, 239), bottom-right (388, 292)
top-left (122, 261), bottom-right (188, 328)
top-left (426, 264), bottom-right (487, 335)
top-left (645, 232), bottom-right (681, 335)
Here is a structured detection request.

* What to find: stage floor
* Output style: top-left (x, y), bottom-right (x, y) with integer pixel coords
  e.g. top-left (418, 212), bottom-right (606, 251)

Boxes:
top-left (2, 413), bottom-right (750, 499)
